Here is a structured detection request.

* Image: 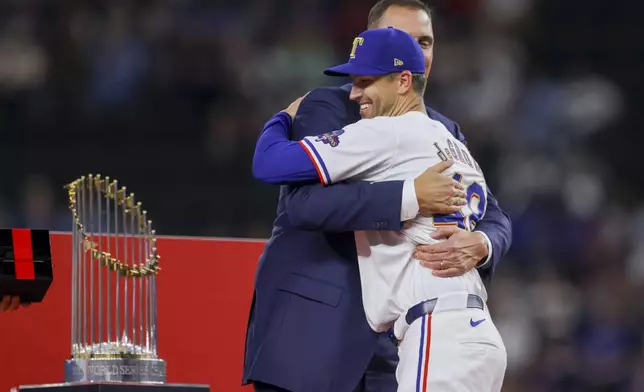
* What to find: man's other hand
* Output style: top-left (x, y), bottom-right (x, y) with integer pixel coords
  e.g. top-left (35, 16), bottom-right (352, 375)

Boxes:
top-left (282, 93), bottom-right (310, 120)
top-left (414, 227), bottom-right (489, 277)
top-left (414, 160), bottom-right (466, 215)
top-left (1, 295), bottom-right (29, 311)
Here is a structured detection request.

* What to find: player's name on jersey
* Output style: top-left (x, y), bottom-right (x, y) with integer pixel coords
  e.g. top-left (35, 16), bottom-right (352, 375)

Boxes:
top-left (433, 140), bottom-right (482, 174)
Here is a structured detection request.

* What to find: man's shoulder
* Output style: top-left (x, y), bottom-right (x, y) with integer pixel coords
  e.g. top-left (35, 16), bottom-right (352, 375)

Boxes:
top-left (304, 84), bottom-right (352, 103)
top-left (425, 105), bottom-right (461, 136)
top-left (300, 84), bottom-right (360, 125)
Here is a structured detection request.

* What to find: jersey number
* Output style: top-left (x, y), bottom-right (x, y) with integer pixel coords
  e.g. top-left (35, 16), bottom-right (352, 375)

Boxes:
top-left (433, 174), bottom-right (487, 231)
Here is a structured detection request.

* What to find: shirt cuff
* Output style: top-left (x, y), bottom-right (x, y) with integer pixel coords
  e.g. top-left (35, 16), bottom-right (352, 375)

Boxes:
top-left (475, 231), bottom-right (493, 269)
top-left (400, 179), bottom-right (420, 221)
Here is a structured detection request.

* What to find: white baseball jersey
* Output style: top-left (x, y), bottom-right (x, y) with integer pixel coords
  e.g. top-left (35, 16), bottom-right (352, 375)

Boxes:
top-left (299, 111), bottom-right (489, 333)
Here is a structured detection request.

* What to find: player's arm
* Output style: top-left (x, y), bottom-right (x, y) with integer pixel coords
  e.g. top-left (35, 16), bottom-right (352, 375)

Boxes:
top-left (252, 112), bottom-right (320, 184)
top-left (271, 88), bottom-right (411, 232)
top-left (252, 109), bottom-right (369, 185)
top-left (253, 111), bottom-right (395, 186)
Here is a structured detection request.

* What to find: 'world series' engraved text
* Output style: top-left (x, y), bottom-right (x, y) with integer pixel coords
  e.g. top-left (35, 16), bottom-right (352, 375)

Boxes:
top-left (67, 360), bottom-right (166, 381)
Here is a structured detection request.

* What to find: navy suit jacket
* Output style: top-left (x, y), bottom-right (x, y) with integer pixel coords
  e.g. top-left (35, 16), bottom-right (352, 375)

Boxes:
top-left (242, 84), bottom-right (512, 392)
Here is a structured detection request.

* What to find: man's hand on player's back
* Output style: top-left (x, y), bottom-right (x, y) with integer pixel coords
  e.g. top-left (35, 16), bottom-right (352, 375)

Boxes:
top-left (282, 93), bottom-right (309, 120)
top-left (413, 161), bottom-right (489, 278)
top-left (415, 226), bottom-right (489, 277)
top-left (0, 295), bottom-right (28, 311)
top-left (414, 160), bottom-right (466, 215)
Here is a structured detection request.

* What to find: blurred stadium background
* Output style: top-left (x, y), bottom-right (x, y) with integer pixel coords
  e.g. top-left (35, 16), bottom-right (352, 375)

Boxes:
top-left (1, 0), bottom-right (643, 390)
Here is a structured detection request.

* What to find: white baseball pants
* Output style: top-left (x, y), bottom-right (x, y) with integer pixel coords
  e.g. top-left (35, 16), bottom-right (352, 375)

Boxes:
top-left (393, 301), bottom-right (507, 392)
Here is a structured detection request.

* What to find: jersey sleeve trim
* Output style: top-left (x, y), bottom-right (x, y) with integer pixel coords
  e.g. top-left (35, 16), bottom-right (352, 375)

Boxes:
top-left (298, 139), bottom-right (331, 185)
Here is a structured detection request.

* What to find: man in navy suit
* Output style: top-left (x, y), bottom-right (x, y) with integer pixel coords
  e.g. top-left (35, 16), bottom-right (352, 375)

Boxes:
top-left (242, 1), bottom-right (512, 391)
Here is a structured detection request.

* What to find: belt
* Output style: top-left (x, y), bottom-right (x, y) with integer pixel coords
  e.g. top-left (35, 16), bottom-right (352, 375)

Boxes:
top-left (404, 294), bottom-right (484, 325)
top-left (387, 294), bottom-right (485, 345)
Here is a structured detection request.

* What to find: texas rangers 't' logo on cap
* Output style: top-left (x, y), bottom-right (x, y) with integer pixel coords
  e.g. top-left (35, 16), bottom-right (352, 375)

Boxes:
top-left (323, 27), bottom-right (425, 77)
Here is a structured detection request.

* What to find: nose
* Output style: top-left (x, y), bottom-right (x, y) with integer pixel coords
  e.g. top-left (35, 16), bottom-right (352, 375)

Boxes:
top-left (349, 85), bottom-right (362, 101)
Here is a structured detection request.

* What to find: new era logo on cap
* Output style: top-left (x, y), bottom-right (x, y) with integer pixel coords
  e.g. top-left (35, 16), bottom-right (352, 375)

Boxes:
top-left (324, 27), bottom-right (425, 77)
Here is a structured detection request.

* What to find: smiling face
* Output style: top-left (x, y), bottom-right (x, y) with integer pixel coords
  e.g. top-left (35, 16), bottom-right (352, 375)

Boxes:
top-left (373, 5), bottom-right (434, 79)
top-left (349, 75), bottom-right (398, 118)
top-left (349, 71), bottom-right (416, 119)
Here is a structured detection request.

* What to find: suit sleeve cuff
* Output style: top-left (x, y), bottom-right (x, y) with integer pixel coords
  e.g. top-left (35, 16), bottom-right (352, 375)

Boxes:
top-left (400, 179), bottom-right (419, 221)
top-left (476, 231), bottom-right (493, 269)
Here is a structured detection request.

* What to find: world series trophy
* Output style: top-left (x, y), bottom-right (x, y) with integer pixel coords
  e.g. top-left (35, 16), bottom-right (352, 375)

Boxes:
top-left (63, 174), bottom-right (165, 383)
top-left (10, 175), bottom-right (210, 392)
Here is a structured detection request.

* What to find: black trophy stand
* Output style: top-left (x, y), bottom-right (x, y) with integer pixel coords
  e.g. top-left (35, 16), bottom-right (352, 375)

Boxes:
top-left (11, 383), bottom-right (210, 392)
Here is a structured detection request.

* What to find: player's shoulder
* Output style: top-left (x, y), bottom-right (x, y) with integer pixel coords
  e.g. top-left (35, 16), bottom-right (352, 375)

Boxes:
top-left (393, 111), bottom-right (449, 133)
top-left (344, 115), bottom-right (393, 133)
top-left (350, 111), bottom-right (443, 133)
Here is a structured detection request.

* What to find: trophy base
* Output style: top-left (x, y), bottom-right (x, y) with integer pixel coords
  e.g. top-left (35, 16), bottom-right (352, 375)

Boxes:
top-left (64, 358), bottom-right (166, 383)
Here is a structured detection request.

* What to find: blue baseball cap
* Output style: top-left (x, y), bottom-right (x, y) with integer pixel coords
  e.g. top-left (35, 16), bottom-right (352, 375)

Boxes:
top-left (324, 27), bottom-right (425, 77)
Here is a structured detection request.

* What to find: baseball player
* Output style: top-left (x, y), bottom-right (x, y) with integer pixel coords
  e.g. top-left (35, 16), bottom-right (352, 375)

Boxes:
top-left (253, 27), bottom-right (506, 392)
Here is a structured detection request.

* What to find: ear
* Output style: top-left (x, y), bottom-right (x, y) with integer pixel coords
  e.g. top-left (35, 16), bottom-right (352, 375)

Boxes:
top-left (398, 71), bottom-right (413, 94)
